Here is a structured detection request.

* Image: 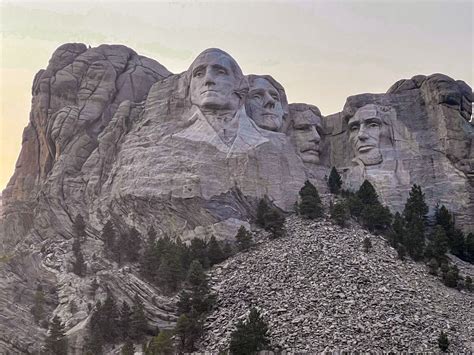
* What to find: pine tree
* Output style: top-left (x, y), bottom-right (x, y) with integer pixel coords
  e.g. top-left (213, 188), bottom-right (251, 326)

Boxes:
top-left (223, 241), bottom-right (234, 259)
top-left (207, 236), bottom-right (225, 266)
top-left (357, 180), bottom-right (379, 206)
top-left (73, 214), bottom-right (86, 241)
top-left (403, 185), bottom-right (428, 260)
top-left (235, 226), bottom-right (252, 252)
top-left (229, 307), bottom-right (270, 355)
top-left (330, 201), bottom-right (349, 227)
top-left (72, 248), bottom-right (86, 277)
top-left (130, 294), bottom-right (148, 341)
top-left (121, 340), bottom-right (134, 355)
top-left (101, 220), bottom-right (116, 259)
top-left (328, 167), bottom-right (342, 194)
top-left (465, 276), bottom-right (473, 291)
top-left (299, 180), bottom-right (323, 219)
top-left (435, 205), bottom-right (454, 231)
top-left (101, 293), bottom-right (120, 343)
top-left (389, 212), bottom-right (405, 248)
top-left (449, 228), bottom-right (465, 259)
top-left (156, 246), bottom-right (184, 293)
top-left (438, 331), bottom-right (449, 352)
top-left (189, 238), bottom-right (210, 269)
top-left (442, 264), bottom-right (460, 288)
top-left (185, 260), bottom-right (213, 315)
top-left (146, 330), bottom-right (174, 355)
top-left (186, 260), bottom-right (207, 291)
top-left (264, 209), bottom-right (286, 239)
top-left (119, 301), bottom-right (132, 340)
top-left (256, 198), bottom-right (269, 228)
top-left (45, 316), bottom-right (68, 355)
top-left (174, 313), bottom-right (202, 353)
top-left (140, 227), bottom-right (160, 281)
top-left (363, 237), bottom-right (372, 253)
top-left (466, 233), bottom-right (474, 262)
top-left (126, 228), bottom-right (141, 263)
top-left (428, 226), bottom-right (449, 261)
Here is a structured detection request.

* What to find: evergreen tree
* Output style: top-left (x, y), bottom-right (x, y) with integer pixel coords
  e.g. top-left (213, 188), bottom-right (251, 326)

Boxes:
top-left (140, 227), bottom-right (160, 281)
top-left (73, 214), bottom-right (86, 241)
top-left (31, 284), bottom-right (45, 324)
top-left (438, 331), bottom-right (449, 352)
top-left (156, 246), bottom-right (184, 293)
top-left (363, 237), bottom-right (372, 253)
top-left (223, 241), bottom-right (234, 259)
top-left (357, 180), bottom-right (379, 206)
top-left (207, 235), bottom-right (225, 266)
top-left (360, 204), bottom-right (392, 232)
top-left (72, 248), bottom-right (86, 277)
top-left (186, 260), bottom-right (207, 291)
top-left (442, 264), bottom-right (460, 288)
top-left (125, 228), bottom-right (141, 263)
top-left (403, 184), bottom-right (428, 225)
top-left (330, 201), bottom-right (349, 227)
top-left (427, 226), bottom-right (449, 261)
top-left (346, 192), bottom-right (364, 219)
top-left (466, 233), bottom-right (474, 262)
top-left (328, 167), bottom-right (342, 194)
top-left (146, 330), bottom-right (174, 355)
top-left (45, 316), bottom-right (68, 355)
top-left (185, 260), bottom-right (213, 315)
top-left (176, 290), bottom-right (192, 315)
top-left (389, 212), bottom-right (405, 248)
top-left (229, 307), bottom-right (270, 355)
top-left (121, 340), bottom-right (134, 355)
top-left (174, 313), bottom-right (202, 353)
top-left (130, 294), bottom-right (148, 341)
top-left (426, 258), bottom-right (439, 275)
top-left (298, 180), bottom-right (323, 219)
top-left (101, 220), bottom-right (116, 259)
top-left (264, 209), bottom-right (286, 239)
top-left (235, 226), bottom-right (252, 252)
top-left (119, 301), bottom-right (132, 340)
top-left (101, 293), bottom-right (120, 343)
top-left (435, 205), bottom-right (454, 231)
top-left (465, 276), bottom-right (473, 291)
top-left (256, 198), bottom-right (269, 228)
top-left (403, 185), bottom-right (428, 260)
top-left (449, 228), bottom-right (465, 259)
top-left (189, 238), bottom-right (210, 269)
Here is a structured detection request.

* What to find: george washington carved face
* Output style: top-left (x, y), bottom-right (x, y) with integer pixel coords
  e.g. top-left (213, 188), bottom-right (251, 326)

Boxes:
top-left (189, 49), bottom-right (244, 112)
top-left (348, 104), bottom-right (392, 166)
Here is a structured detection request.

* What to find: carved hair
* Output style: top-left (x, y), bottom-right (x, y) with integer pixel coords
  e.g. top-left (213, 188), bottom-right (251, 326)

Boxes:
top-left (246, 74), bottom-right (289, 120)
top-left (184, 48), bottom-right (248, 100)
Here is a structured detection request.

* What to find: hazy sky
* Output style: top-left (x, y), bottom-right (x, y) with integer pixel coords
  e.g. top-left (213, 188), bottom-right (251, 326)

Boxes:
top-left (0, 0), bottom-right (473, 190)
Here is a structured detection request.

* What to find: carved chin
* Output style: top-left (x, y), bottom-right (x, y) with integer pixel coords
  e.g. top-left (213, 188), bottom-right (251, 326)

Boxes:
top-left (358, 150), bottom-right (382, 166)
top-left (300, 151), bottom-right (320, 164)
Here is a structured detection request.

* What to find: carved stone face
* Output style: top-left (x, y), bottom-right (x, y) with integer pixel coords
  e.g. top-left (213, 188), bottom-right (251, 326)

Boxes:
top-left (246, 77), bottom-right (284, 131)
top-left (348, 104), bottom-right (387, 165)
top-left (291, 110), bottom-right (322, 164)
top-left (189, 51), bottom-right (241, 111)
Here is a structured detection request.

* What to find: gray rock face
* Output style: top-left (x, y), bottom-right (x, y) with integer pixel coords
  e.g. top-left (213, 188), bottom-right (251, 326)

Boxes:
top-left (0, 44), bottom-right (472, 354)
top-left (328, 74), bottom-right (473, 230)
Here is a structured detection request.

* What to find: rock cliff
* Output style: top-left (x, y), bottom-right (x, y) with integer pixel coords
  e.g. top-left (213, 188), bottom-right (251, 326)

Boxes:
top-left (0, 44), bottom-right (472, 353)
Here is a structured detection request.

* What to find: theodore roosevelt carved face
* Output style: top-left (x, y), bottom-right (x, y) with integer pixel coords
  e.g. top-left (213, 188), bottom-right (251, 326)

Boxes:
top-left (246, 76), bottom-right (287, 132)
top-left (348, 104), bottom-right (392, 166)
top-left (288, 105), bottom-right (323, 164)
top-left (189, 49), bottom-right (244, 112)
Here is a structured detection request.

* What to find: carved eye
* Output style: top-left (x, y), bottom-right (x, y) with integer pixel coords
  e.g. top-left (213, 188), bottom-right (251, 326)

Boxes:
top-left (194, 70), bottom-right (204, 78)
top-left (217, 68), bottom-right (227, 75)
top-left (349, 125), bottom-right (359, 132)
top-left (271, 94), bottom-right (279, 101)
top-left (368, 122), bottom-right (380, 128)
top-left (252, 94), bottom-right (262, 100)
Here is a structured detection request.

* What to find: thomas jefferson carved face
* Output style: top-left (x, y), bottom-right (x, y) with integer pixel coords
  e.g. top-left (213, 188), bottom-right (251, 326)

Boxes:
top-left (246, 77), bottom-right (284, 131)
top-left (290, 109), bottom-right (322, 164)
top-left (189, 50), bottom-right (242, 111)
top-left (348, 104), bottom-right (390, 166)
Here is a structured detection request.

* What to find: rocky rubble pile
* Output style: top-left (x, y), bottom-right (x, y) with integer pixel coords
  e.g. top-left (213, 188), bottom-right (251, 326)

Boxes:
top-left (199, 216), bottom-right (473, 353)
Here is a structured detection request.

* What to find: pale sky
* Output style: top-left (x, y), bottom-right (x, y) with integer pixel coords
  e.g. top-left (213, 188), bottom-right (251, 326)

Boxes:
top-left (0, 0), bottom-right (473, 190)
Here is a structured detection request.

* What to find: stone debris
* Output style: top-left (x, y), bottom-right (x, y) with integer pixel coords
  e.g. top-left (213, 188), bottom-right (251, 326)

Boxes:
top-left (199, 216), bottom-right (474, 353)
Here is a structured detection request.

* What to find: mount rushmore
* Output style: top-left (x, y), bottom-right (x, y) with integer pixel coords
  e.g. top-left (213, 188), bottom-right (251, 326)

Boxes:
top-left (0, 43), bottom-right (472, 352)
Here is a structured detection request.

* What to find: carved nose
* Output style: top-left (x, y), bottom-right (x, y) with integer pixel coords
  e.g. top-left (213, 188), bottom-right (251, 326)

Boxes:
top-left (203, 71), bottom-right (216, 87)
top-left (358, 128), bottom-right (368, 140)
top-left (310, 127), bottom-right (320, 142)
top-left (263, 93), bottom-right (276, 109)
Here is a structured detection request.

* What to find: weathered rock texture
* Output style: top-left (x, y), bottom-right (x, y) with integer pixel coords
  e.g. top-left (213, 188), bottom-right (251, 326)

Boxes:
top-left (200, 216), bottom-right (474, 353)
top-left (327, 74), bottom-right (473, 230)
top-left (0, 43), bottom-right (472, 354)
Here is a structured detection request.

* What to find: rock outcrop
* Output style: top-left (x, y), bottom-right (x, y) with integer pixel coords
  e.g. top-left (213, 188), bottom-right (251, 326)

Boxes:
top-left (0, 44), bottom-right (472, 353)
